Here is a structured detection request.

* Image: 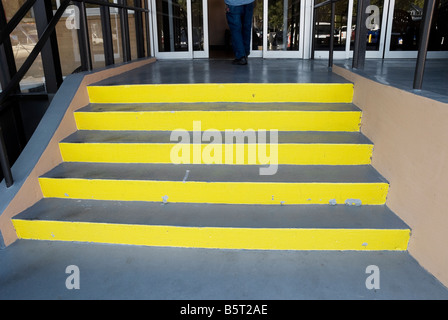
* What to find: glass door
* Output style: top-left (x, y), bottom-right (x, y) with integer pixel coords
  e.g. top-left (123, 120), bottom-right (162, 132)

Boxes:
top-left (384, 0), bottom-right (448, 58)
top-left (313, 0), bottom-right (353, 59)
top-left (313, 0), bottom-right (389, 59)
top-left (151, 0), bottom-right (208, 58)
top-left (350, 0), bottom-right (389, 58)
top-left (262, 0), bottom-right (305, 58)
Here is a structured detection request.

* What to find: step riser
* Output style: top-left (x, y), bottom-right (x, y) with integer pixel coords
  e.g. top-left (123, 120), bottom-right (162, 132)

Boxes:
top-left (59, 143), bottom-right (373, 165)
top-left (87, 84), bottom-right (354, 104)
top-left (38, 178), bottom-right (389, 205)
top-left (74, 111), bottom-right (362, 132)
top-left (12, 219), bottom-right (410, 251)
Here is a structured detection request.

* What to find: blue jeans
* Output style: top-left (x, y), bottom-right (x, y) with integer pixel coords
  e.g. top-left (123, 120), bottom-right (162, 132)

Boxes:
top-left (226, 2), bottom-right (254, 59)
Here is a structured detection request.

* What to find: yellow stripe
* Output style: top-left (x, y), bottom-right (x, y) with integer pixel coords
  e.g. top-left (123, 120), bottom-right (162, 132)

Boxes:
top-left (12, 219), bottom-right (410, 250)
top-left (87, 83), bottom-right (354, 104)
top-left (39, 178), bottom-right (389, 205)
top-left (59, 143), bottom-right (373, 165)
top-left (74, 111), bottom-right (361, 132)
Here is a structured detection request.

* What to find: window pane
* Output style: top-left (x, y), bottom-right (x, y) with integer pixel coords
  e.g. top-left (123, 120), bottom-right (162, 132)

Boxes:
top-left (55, 2), bottom-right (82, 76)
top-left (253, 0), bottom-right (264, 51)
top-left (7, 6), bottom-right (45, 92)
top-left (86, 6), bottom-right (106, 69)
top-left (192, 0), bottom-right (204, 51)
top-left (128, 9), bottom-right (139, 59)
top-left (314, 0), bottom-right (348, 51)
top-left (267, 0), bottom-right (301, 51)
top-left (156, 0), bottom-right (189, 52)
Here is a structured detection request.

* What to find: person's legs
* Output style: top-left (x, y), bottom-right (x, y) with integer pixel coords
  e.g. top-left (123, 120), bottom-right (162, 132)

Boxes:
top-left (242, 2), bottom-right (254, 57)
top-left (226, 5), bottom-right (246, 60)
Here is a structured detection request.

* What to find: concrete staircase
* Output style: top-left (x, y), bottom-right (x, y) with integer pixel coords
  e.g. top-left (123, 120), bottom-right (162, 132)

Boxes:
top-left (11, 83), bottom-right (411, 251)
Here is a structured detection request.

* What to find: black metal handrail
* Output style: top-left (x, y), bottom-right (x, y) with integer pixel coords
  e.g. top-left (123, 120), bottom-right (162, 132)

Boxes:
top-left (0, 0), bottom-right (151, 187)
top-left (0, 126), bottom-right (13, 188)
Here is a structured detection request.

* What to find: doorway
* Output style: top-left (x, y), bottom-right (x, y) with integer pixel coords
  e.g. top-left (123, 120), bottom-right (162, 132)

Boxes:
top-left (207, 0), bottom-right (307, 59)
top-left (151, 0), bottom-right (308, 59)
top-left (208, 0), bottom-right (234, 58)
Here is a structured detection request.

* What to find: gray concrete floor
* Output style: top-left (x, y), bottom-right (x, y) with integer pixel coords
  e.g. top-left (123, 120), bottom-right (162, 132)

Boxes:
top-left (1, 240), bottom-right (448, 300)
top-left (96, 59), bottom-right (350, 85)
top-left (98, 58), bottom-right (448, 103)
top-left (335, 59), bottom-right (448, 103)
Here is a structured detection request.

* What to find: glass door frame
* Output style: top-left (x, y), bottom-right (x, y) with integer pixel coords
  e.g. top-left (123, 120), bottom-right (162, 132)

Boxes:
top-left (150, 0), bottom-right (209, 59)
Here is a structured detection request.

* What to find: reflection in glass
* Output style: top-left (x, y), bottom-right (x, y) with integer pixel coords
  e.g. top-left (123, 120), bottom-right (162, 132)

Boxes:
top-left (192, 0), bottom-right (204, 51)
top-left (351, 0), bottom-right (383, 51)
top-left (5, 4), bottom-right (45, 92)
top-left (156, 0), bottom-right (189, 52)
top-left (55, 2), bottom-right (82, 76)
top-left (85, 6), bottom-right (106, 69)
top-left (391, 0), bottom-right (448, 51)
top-left (128, 9), bottom-right (139, 59)
top-left (253, 0), bottom-right (264, 51)
top-left (267, 0), bottom-right (300, 51)
top-left (110, 7), bottom-right (123, 63)
top-left (314, 0), bottom-right (348, 51)
top-left (391, 0), bottom-right (422, 50)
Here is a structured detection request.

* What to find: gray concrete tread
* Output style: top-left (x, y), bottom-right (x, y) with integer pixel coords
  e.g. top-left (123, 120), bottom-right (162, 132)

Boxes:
top-left (78, 102), bottom-right (361, 112)
top-left (14, 199), bottom-right (409, 230)
top-left (41, 163), bottom-right (388, 183)
top-left (62, 130), bottom-right (373, 145)
top-left (1, 240), bottom-right (448, 300)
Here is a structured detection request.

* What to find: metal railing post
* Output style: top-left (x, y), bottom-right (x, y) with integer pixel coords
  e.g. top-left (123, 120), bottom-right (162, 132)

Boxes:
top-left (34, 0), bottom-right (63, 93)
top-left (76, 1), bottom-right (93, 71)
top-left (100, 5), bottom-right (115, 66)
top-left (134, 0), bottom-right (145, 58)
top-left (144, 0), bottom-right (152, 57)
top-left (0, 126), bottom-right (13, 188)
top-left (352, 0), bottom-right (369, 69)
top-left (0, 0), bottom-right (19, 92)
top-left (413, 0), bottom-right (436, 90)
top-left (119, 0), bottom-right (132, 62)
top-left (329, 0), bottom-right (335, 68)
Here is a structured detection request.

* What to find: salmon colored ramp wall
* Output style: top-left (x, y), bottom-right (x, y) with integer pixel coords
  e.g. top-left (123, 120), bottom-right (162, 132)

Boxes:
top-left (0, 58), bottom-right (156, 247)
top-left (333, 65), bottom-right (448, 288)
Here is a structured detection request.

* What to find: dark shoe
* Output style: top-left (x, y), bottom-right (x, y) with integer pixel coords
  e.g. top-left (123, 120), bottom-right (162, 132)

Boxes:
top-left (232, 57), bottom-right (247, 65)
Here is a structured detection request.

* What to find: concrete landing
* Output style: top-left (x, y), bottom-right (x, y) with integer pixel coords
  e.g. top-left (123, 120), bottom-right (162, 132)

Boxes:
top-left (1, 240), bottom-right (447, 300)
top-left (335, 59), bottom-right (448, 103)
top-left (94, 59), bottom-right (350, 86)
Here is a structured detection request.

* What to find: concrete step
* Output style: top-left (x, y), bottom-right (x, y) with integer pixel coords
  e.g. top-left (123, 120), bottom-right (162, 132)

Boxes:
top-left (86, 83), bottom-right (354, 104)
top-left (37, 163), bottom-right (389, 205)
top-left (59, 131), bottom-right (374, 165)
top-left (74, 102), bottom-right (362, 132)
top-left (12, 199), bottom-right (410, 250)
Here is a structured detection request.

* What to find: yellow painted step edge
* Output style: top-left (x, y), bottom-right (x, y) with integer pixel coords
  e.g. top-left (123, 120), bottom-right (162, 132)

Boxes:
top-left (59, 143), bottom-right (373, 165)
top-left (38, 178), bottom-right (389, 205)
top-left (87, 83), bottom-right (354, 104)
top-left (12, 219), bottom-right (410, 251)
top-left (74, 111), bottom-right (362, 132)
